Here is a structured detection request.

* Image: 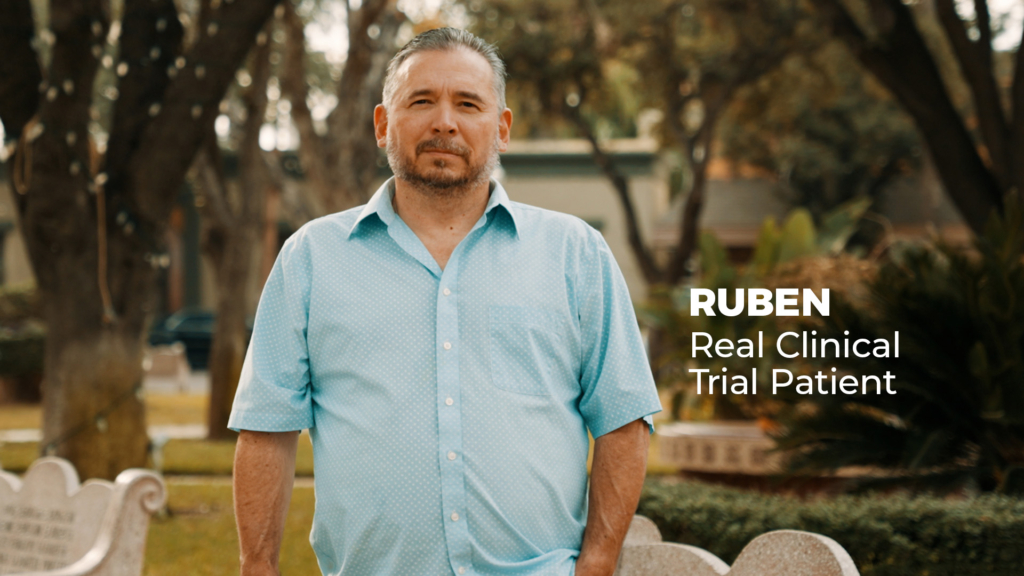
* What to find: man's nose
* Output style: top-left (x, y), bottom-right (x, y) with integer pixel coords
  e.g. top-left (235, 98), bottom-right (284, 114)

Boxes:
top-left (431, 103), bottom-right (458, 135)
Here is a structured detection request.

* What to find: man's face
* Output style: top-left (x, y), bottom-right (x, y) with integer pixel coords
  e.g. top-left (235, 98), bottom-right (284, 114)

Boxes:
top-left (374, 47), bottom-right (513, 196)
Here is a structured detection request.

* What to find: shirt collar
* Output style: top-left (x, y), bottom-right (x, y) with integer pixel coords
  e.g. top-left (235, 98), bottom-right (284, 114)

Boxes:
top-left (348, 177), bottom-right (520, 240)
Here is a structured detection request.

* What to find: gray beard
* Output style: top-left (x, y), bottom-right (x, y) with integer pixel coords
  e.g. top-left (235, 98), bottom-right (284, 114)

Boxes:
top-left (386, 134), bottom-right (501, 199)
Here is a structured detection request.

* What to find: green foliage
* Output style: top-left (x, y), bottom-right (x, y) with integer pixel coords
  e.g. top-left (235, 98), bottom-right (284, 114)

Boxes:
top-left (777, 208), bottom-right (817, 262)
top-left (470, 0), bottom-right (811, 142)
top-left (644, 199), bottom-right (870, 420)
top-left (467, 0), bottom-right (636, 139)
top-left (719, 40), bottom-right (921, 221)
top-left (639, 478), bottom-right (1024, 576)
top-left (774, 194), bottom-right (1024, 493)
top-left (0, 284), bottom-right (42, 326)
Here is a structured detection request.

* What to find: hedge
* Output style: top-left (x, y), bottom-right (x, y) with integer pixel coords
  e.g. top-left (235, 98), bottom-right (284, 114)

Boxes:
top-left (638, 479), bottom-right (1024, 576)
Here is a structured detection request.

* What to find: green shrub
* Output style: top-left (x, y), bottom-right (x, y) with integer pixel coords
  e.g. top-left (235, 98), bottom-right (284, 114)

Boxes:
top-left (0, 327), bottom-right (45, 377)
top-left (638, 479), bottom-right (1024, 575)
top-left (773, 194), bottom-right (1024, 493)
top-left (0, 284), bottom-right (42, 325)
top-left (0, 285), bottom-right (44, 401)
top-left (641, 198), bottom-right (872, 421)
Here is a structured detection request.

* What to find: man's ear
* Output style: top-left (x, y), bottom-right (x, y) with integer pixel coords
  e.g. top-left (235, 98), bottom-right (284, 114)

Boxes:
top-left (373, 104), bottom-right (388, 148)
top-left (497, 108), bottom-right (513, 153)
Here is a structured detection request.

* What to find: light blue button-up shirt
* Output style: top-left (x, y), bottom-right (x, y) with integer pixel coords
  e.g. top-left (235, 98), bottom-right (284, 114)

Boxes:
top-left (228, 177), bottom-right (662, 576)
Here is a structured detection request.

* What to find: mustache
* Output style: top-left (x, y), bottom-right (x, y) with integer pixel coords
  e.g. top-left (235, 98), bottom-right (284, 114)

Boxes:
top-left (416, 138), bottom-right (470, 158)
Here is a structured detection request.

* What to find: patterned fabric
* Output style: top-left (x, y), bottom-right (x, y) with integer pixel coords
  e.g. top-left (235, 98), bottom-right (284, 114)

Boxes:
top-left (228, 177), bottom-right (662, 576)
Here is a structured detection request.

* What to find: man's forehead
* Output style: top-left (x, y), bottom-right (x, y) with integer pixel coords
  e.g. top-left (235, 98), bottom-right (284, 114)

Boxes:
top-left (393, 47), bottom-right (495, 98)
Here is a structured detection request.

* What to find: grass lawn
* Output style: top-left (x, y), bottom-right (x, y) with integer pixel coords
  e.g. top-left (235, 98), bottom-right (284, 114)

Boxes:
top-left (0, 436), bottom-right (317, 476)
top-left (0, 394), bottom-right (208, 430)
top-left (145, 480), bottom-right (319, 576)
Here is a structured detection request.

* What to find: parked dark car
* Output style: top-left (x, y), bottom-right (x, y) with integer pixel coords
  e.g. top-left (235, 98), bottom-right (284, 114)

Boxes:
top-left (148, 309), bottom-right (253, 370)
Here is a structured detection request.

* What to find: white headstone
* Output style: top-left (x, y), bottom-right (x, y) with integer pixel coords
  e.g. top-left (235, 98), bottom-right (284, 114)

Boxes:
top-left (0, 457), bottom-right (166, 576)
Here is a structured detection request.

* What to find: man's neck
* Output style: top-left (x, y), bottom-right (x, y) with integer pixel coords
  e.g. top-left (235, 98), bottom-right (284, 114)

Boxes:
top-left (392, 178), bottom-right (492, 270)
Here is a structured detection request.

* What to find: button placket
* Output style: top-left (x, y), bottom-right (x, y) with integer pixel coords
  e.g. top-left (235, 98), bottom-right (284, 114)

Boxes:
top-left (435, 255), bottom-right (472, 576)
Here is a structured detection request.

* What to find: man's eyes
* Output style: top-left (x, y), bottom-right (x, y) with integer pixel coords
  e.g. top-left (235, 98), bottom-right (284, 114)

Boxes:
top-left (409, 99), bottom-right (479, 109)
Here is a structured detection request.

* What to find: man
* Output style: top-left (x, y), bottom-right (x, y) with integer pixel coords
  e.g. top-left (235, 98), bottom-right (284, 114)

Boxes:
top-left (230, 27), bottom-right (662, 576)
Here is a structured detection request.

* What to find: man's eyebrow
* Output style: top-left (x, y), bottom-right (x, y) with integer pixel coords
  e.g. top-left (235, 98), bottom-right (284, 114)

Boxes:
top-left (454, 90), bottom-right (485, 102)
top-left (407, 88), bottom-right (436, 99)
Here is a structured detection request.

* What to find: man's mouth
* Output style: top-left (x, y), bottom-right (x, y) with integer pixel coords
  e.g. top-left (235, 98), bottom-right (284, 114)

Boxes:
top-left (416, 139), bottom-right (469, 160)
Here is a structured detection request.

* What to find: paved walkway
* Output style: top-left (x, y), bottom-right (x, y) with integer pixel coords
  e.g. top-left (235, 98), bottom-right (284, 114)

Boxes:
top-left (0, 423), bottom-right (209, 443)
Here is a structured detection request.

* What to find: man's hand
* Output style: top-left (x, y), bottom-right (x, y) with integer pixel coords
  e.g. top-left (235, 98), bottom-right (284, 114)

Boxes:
top-left (234, 430), bottom-right (300, 576)
top-left (575, 419), bottom-right (650, 576)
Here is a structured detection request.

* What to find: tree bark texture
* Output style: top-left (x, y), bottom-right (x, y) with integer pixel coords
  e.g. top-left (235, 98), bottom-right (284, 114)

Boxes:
top-left (0, 0), bottom-right (280, 478)
top-left (197, 19), bottom-right (276, 440)
top-left (809, 0), bottom-right (1010, 234)
top-left (572, 0), bottom-right (795, 289)
top-left (281, 0), bottom-right (403, 216)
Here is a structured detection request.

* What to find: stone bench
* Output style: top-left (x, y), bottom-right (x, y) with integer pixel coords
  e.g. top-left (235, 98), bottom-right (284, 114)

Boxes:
top-left (615, 515), bottom-right (860, 576)
top-left (0, 457), bottom-right (166, 576)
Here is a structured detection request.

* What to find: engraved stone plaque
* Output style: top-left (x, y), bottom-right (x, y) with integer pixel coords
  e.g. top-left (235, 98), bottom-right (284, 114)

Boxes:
top-left (0, 459), bottom-right (109, 574)
top-left (0, 457), bottom-right (165, 576)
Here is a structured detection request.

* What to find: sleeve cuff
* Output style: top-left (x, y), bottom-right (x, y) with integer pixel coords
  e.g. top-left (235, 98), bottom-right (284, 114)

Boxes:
top-left (227, 410), bottom-right (314, 433)
top-left (589, 407), bottom-right (661, 438)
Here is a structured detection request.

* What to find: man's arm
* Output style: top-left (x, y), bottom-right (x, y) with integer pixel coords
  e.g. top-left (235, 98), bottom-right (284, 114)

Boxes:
top-left (575, 419), bottom-right (650, 576)
top-left (234, 429), bottom-right (300, 576)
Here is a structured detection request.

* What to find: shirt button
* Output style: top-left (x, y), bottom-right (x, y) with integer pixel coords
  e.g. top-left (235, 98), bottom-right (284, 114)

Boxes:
top-left (445, 397), bottom-right (453, 406)
top-left (443, 288), bottom-right (451, 296)
top-left (443, 341), bottom-right (452, 350)
top-left (451, 512), bottom-right (459, 521)
top-left (447, 451), bottom-right (457, 461)
top-left (458, 568), bottom-right (466, 575)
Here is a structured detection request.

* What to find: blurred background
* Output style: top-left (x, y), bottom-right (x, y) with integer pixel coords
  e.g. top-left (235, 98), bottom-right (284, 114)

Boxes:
top-left (1, 0), bottom-right (1024, 574)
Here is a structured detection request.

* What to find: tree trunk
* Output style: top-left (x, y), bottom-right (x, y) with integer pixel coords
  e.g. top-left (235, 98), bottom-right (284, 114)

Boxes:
top-left (1, 0), bottom-right (280, 477)
top-left (40, 288), bottom-right (150, 480)
top-left (282, 0), bottom-right (402, 217)
top-left (809, 0), bottom-right (1004, 234)
top-left (199, 19), bottom-right (274, 439)
top-left (205, 230), bottom-right (258, 439)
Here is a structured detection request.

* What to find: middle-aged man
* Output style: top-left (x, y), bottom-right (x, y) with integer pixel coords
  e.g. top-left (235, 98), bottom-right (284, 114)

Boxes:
top-left (230, 27), bottom-right (662, 576)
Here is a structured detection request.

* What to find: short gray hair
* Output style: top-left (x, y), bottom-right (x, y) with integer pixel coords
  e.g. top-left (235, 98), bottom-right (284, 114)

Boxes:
top-left (382, 27), bottom-right (507, 113)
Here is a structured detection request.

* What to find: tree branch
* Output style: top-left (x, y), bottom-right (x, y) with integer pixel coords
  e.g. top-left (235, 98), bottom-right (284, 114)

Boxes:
top-left (567, 104), bottom-right (660, 286)
top-left (323, 0), bottom-right (401, 213)
top-left (239, 18), bottom-right (275, 225)
top-left (280, 0), bottom-right (329, 214)
top-left (0, 0), bottom-right (42, 141)
top-left (325, 0), bottom-right (391, 136)
top-left (129, 0), bottom-right (280, 227)
top-left (194, 139), bottom-right (233, 231)
top-left (105, 0), bottom-right (184, 209)
top-left (809, 0), bottom-right (1002, 234)
top-left (935, 0), bottom-right (1007, 184)
top-left (973, 0), bottom-right (993, 62)
top-left (1010, 21), bottom-right (1024, 194)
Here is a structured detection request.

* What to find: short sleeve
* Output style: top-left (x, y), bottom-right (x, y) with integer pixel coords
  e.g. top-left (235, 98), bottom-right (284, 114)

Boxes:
top-left (575, 226), bottom-right (662, 438)
top-left (228, 230), bottom-right (315, 432)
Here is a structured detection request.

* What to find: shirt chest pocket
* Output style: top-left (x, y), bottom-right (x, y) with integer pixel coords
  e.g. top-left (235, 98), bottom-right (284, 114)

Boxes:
top-left (489, 305), bottom-right (573, 396)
